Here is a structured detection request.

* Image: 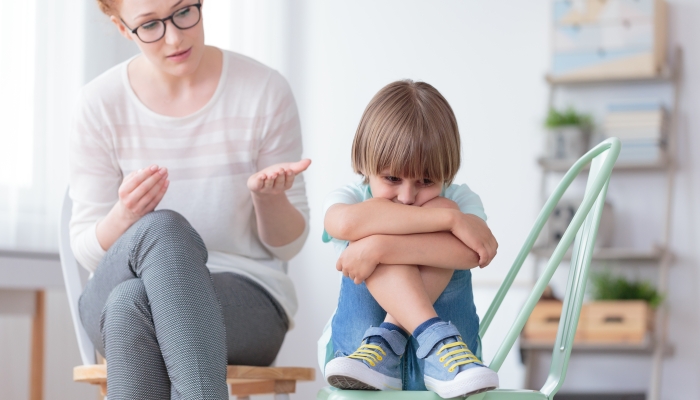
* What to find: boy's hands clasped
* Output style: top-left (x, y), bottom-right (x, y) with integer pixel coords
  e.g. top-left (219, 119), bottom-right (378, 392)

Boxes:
top-left (450, 212), bottom-right (498, 268)
top-left (336, 236), bottom-right (381, 284)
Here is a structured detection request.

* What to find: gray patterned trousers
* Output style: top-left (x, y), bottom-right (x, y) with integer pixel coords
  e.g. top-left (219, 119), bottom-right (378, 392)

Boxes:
top-left (79, 210), bottom-right (289, 400)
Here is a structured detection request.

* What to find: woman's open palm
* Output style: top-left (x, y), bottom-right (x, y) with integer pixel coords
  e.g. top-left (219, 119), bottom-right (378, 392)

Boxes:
top-left (247, 159), bottom-right (311, 195)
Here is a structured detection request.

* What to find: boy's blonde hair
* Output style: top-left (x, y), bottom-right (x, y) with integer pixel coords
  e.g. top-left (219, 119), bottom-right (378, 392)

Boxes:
top-left (351, 80), bottom-right (461, 186)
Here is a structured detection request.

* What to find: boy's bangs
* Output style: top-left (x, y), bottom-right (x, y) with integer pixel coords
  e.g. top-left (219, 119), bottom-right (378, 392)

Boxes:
top-left (373, 125), bottom-right (453, 184)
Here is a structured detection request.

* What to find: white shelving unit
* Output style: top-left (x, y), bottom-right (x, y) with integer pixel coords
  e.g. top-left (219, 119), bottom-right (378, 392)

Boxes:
top-left (524, 47), bottom-right (683, 400)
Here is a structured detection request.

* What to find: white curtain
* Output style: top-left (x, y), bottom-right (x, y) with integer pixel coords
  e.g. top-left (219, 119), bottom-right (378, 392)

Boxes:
top-left (0, 0), bottom-right (84, 250)
top-left (0, 0), bottom-right (283, 251)
top-left (0, 0), bottom-right (136, 251)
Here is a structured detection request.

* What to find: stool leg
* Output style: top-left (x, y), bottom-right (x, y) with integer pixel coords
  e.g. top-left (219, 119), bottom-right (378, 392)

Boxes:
top-left (29, 290), bottom-right (45, 400)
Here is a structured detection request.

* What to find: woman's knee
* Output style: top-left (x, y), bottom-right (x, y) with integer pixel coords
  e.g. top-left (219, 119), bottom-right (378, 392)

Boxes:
top-left (101, 279), bottom-right (150, 327)
top-left (129, 209), bottom-right (207, 259)
top-left (133, 209), bottom-right (191, 233)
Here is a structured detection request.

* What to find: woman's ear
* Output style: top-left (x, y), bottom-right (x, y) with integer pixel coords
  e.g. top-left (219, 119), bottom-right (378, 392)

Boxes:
top-left (110, 15), bottom-right (134, 41)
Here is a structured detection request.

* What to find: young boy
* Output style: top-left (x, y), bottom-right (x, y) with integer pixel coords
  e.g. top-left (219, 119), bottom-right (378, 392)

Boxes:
top-left (319, 80), bottom-right (499, 398)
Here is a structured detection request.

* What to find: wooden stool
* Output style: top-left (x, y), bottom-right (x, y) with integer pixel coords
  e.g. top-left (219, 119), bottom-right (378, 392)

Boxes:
top-left (74, 364), bottom-right (315, 399)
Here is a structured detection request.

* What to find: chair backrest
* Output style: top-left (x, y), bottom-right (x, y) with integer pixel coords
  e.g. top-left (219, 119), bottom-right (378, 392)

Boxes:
top-left (59, 188), bottom-right (97, 365)
top-left (478, 137), bottom-right (621, 398)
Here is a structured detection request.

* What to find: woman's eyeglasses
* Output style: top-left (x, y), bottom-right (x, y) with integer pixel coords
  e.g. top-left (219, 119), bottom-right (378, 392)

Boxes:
top-left (120, 3), bottom-right (202, 44)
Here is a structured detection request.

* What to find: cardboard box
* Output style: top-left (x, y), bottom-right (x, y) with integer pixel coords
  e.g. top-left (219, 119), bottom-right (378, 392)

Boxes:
top-left (522, 301), bottom-right (585, 343)
top-left (582, 300), bottom-right (653, 344)
top-left (522, 300), bottom-right (653, 345)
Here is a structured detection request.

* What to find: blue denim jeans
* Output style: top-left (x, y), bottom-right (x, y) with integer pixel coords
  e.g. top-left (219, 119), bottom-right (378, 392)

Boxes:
top-left (329, 269), bottom-right (480, 391)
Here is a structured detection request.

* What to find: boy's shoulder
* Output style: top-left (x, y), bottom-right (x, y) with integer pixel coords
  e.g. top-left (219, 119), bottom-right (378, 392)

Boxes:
top-left (443, 182), bottom-right (487, 222)
top-left (325, 180), bottom-right (372, 206)
top-left (442, 182), bottom-right (474, 199)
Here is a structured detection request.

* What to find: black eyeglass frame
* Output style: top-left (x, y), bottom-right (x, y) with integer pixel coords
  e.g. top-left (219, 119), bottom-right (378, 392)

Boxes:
top-left (120, 3), bottom-right (202, 44)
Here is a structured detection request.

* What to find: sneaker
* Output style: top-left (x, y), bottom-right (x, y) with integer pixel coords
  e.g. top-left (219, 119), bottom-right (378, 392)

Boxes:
top-left (325, 326), bottom-right (407, 391)
top-left (416, 321), bottom-right (498, 398)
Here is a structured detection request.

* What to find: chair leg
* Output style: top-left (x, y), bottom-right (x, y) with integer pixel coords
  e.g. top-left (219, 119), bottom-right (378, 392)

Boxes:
top-left (274, 394), bottom-right (290, 400)
top-left (29, 290), bottom-right (45, 400)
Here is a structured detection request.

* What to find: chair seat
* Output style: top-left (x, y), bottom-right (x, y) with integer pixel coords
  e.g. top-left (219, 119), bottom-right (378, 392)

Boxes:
top-left (317, 387), bottom-right (548, 400)
top-left (75, 364), bottom-right (315, 396)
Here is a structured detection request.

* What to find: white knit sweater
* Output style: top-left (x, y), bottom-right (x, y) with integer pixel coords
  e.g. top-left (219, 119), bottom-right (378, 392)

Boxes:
top-left (69, 50), bottom-right (309, 325)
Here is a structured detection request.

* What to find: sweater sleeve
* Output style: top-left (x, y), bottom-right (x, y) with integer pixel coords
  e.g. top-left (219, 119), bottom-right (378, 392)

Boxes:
top-left (68, 89), bottom-right (122, 272)
top-left (255, 71), bottom-right (310, 261)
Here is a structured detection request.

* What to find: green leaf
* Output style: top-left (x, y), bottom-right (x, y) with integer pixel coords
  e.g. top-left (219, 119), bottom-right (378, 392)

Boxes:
top-left (589, 271), bottom-right (663, 309)
top-left (544, 107), bottom-right (593, 130)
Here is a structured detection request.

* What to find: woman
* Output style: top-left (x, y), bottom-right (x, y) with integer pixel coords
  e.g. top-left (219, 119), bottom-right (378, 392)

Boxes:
top-left (70, 0), bottom-right (310, 398)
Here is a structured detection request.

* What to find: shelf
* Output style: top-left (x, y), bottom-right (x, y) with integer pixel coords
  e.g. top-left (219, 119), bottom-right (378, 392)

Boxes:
top-left (0, 248), bottom-right (60, 261)
top-left (546, 68), bottom-right (674, 85)
top-left (531, 246), bottom-right (666, 262)
top-left (537, 156), bottom-right (669, 172)
top-left (520, 337), bottom-right (654, 353)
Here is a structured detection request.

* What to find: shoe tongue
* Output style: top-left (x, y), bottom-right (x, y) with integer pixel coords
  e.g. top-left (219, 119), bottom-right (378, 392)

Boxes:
top-left (367, 335), bottom-right (386, 346)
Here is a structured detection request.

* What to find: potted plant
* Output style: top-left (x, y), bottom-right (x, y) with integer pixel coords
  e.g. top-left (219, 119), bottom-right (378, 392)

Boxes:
top-left (583, 271), bottom-right (663, 344)
top-left (589, 271), bottom-right (663, 308)
top-left (544, 107), bottom-right (593, 160)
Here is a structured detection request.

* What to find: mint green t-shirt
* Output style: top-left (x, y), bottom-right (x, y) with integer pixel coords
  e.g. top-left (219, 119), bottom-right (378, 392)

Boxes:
top-left (321, 180), bottom-right (487, 256)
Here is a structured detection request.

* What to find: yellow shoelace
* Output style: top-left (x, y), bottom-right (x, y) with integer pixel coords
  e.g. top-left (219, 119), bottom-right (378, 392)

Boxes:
top-left (347, 343), bottom-right (386, 367)
top-left (437, 341), bottom-right (482, 373)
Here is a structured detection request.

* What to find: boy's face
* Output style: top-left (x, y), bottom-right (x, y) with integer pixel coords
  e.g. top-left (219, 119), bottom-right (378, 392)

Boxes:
top-left (367, 170), bottom-right (442, 206)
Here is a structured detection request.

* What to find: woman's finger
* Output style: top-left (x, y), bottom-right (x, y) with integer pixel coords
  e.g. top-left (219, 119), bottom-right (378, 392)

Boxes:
top-left (283, 169), bottom-right (295, 190)
top-left (120, 165), bottom-right (160, 196)
top-left (126, 167), bottom-right (166, 206)
top-left (288, 159), bottom-right (311, 174)
top-left (263, 173), bottom-right (275, 190)
top-left (248, 173), bottom-right (265, 191)
top-left (143, 179), bottom-right (169, 214)
top-left (135, 173), bottom-right (168, 212)
top-left (272, 168), bottom-right (286, 189)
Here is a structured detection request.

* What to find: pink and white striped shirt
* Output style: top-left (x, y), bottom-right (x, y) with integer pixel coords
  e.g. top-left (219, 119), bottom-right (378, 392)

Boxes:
top-left (69, 50), bottom-right (309, 324)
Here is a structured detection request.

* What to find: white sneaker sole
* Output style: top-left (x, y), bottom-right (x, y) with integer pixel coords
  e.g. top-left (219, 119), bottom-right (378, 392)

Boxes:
top-left (325, 357), bottom-right (402, 391)
top-left (424, 367), bottom-right (499, 398)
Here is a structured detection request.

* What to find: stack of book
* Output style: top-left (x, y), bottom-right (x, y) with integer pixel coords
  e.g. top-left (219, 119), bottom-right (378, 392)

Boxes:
top-left (603, 103), bottom-right (667, 163)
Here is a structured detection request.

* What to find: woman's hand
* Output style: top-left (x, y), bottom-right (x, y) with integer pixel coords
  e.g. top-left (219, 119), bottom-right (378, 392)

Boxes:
top-left (95, 165), bottom-right (169, 251)
top-left (116, 165), bottom-right (169, 225)
top-left (450, 212), bottom-right (498, 268)
top-left (247, 159), bottom-right (311, 196)
top-left (336, 235), bottom-right (382, 284)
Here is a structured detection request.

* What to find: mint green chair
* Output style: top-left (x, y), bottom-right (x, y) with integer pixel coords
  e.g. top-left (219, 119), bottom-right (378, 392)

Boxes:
top-left (318, 138), bottom-right (622, 400)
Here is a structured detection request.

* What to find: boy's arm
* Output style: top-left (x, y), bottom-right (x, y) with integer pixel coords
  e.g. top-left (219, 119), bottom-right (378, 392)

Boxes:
top-left (325, 198), bottom-right (458, 241)
top-left (336, 232), bottom-right (479, 284)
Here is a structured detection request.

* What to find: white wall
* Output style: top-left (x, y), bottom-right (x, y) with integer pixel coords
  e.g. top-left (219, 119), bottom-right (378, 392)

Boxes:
top-left (271, 1), bottom-right (700, 399)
